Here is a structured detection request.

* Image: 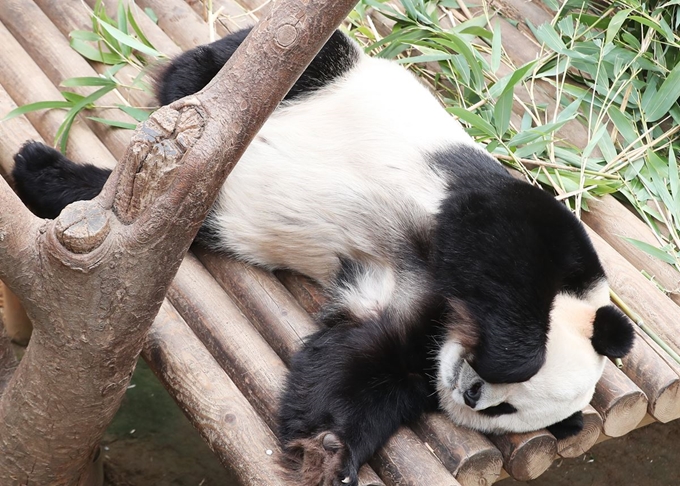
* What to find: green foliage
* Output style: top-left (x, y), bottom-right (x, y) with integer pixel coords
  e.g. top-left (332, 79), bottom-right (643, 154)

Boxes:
top-left (3, 0), bottom-right (679, 272)
top-left (1, 0), bottom-right (164, 152)
top-left (347, 0), bottom-right (680, 271)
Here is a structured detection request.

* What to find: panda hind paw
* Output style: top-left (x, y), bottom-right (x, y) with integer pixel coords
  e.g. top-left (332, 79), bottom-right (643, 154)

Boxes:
top-left (278, 431), bottom-right (358, 486)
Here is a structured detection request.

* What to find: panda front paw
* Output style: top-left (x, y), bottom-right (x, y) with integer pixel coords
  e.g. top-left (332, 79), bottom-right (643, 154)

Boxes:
top-left (11, 140), bottom-right (112, 219)
top-left (279, 432), bottom-right (358, 486)
top-left (13, 140), bottom-right (63, 172)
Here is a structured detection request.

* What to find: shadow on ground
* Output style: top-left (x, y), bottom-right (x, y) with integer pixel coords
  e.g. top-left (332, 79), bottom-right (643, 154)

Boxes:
top-left (103, 359), bottom-right (237, 486)
top-left (105, 360), bottom-right (680, 485)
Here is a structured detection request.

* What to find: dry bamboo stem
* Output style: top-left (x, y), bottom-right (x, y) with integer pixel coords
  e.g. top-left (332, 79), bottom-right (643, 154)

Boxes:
top-left (143, 300), bottom-right (288, 486)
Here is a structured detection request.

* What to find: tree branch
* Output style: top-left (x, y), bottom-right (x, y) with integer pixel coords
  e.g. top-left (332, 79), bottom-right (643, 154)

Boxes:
top-left (0, 0), bottom-right (359, 484)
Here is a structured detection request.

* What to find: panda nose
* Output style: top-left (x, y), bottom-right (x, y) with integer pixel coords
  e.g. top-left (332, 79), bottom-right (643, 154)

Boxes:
top-left (464, 382), bottom-right (482, 408)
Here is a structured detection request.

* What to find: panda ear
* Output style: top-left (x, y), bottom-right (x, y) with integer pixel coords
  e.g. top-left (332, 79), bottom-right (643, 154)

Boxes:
top-left (591, 305), bottom-right (635, 358)
top-left (547, 411), bottom-right (583, 439)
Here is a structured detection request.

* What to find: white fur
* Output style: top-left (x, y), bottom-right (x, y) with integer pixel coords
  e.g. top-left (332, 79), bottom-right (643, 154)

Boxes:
top-left (437, 285), bottom-right (610, 433)
top-left (206, 53), bottom-right (474, 286)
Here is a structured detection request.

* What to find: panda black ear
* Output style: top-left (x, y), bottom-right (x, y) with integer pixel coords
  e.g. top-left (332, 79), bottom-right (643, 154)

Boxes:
top-left (547, 411), bottom-right (584, 439)
top-left (591, 305), bottom-right (635, 358)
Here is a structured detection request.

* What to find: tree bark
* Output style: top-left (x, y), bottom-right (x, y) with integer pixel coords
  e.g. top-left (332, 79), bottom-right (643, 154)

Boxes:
top-left (0, 0), bottom-right (359, 484)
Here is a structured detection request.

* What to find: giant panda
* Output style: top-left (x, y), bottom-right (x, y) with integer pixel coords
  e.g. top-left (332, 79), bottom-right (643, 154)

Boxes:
top-left (11, 27), bottom-right (635, 486)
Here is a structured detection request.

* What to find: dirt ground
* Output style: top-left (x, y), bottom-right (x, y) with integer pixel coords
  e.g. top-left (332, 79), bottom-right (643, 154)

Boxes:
top-left (104, 360), bottom-right (680, 486)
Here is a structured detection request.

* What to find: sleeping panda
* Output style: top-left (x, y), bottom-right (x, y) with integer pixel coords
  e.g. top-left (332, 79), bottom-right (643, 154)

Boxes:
top-left (11, 28), bottom-right (634, 486)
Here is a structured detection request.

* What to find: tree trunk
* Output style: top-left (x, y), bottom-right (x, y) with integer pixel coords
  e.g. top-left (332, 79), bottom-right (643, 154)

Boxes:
top-left (0, 0), bottom-right (359, 484)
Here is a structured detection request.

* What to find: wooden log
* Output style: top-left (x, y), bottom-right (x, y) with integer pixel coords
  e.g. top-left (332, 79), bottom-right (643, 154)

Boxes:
top-left (0, 86), bottom-right (43, 177)
top-left (585, 228), bottom-right (680, 418)
top-left (136, 0), bottom-right (211, 49)
top-left (617, 326), bottom-right (680, 423)
top-left (556, 405), bottom-right (602, 458)
top-left (584, 196), bottom-right (680, 306)
top-left (487, 430), bottom-right (556, 481)
top-left (185, 0), bottom-right (256, 33)
top-left (371, 426), bottom-right (462, 486)
top-left (81, 0), bottom-right (183, 57)
top-left (411, 414), bottom-right (502, 486)
top-left (195, 248), bottom-right (317, 364)
top-left (591, 360), bottom-right (648, 437)
top-left (276, 270), bottom-right (326, 314)
top-left (167, 254), bottom-right (384, 486)
top-left (0, 283), bottom-right (32, 346)
top-left (35, 0), bottom-right (175, 109)
top-left (167, 253), bottom-right (288, 426)
top-left (0, 0), bottom-right (135, 161)
top-left (143, 300), bottom-right (288, 486)
top-left (0, 25), bottom-right (116, 168)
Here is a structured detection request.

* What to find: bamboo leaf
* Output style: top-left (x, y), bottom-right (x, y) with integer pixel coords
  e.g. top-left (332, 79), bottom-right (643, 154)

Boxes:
top-left (447, 107), bottom-right (496, 138)
top-left (493, 88), bottom-right (513, 137)
top-left (87, 116), bottom-right (137, 130)
top-left (96, 19), bottom-right (164, 58)
top-left (70, 38), bottom-right (124, 64)
top-left (621, 237), bottom-right (677, 264)
top-left (606, 9), bottom-right (632, 45)
top-left (117, 105), bottom-right (151, 122)
top-left (61, 76), bottom-right (117, 88)
top-left (645, 62), bottom-right (680, 122)
top-left (2, 101), bottom-right (72, 121)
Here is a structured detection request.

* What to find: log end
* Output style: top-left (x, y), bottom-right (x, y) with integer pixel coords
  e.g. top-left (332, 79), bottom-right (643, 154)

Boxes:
top-left (556, 406), bottom-right (602, 458)
top-left (491, 430), bottom-right (556, 481)
top-left (649, 380), bottom-right (680, 423)
top-left (601, 390), bottom-right (648, 437)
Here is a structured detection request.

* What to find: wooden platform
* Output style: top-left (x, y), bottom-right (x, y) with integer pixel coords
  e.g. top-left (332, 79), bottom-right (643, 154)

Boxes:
top-left (0, 0), bottom-right (679, 485)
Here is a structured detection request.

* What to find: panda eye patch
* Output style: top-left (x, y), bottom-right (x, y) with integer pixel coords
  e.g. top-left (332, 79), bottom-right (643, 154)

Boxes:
top-left (478, 402), bottom-right (518, 417)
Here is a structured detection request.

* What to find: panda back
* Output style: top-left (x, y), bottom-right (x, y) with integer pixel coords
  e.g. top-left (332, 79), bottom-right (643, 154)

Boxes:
top-left (202, 47), bottom-right (476, 283)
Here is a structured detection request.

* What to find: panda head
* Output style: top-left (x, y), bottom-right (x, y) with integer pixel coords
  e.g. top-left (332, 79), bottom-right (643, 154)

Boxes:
top-left (436, 279), bottom-right (635, 438)
top-left (431, 178), bottom-right (635, 438)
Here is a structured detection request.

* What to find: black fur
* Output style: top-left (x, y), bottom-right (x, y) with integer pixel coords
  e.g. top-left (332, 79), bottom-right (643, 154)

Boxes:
top-left (546, 410), bottom-right (584, 440)
top-left (431, 147), bottom-right (606, 384)
top-left (12, 141), bottom-right (111, 219)
top-left (278, 305), bottom-right (444, 485)
top-left (478, 402), bottom-right (518, 417)
top-left (591, 305), bottom-right (635, 358)
top-left (156, 28), bottom-right (359, 105)
top-left (10, 29), bottom-right (630, 486)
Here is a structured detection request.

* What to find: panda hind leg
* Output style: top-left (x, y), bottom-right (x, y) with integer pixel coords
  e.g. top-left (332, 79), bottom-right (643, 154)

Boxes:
top-left (277, 319), bottom-right (437, 486)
